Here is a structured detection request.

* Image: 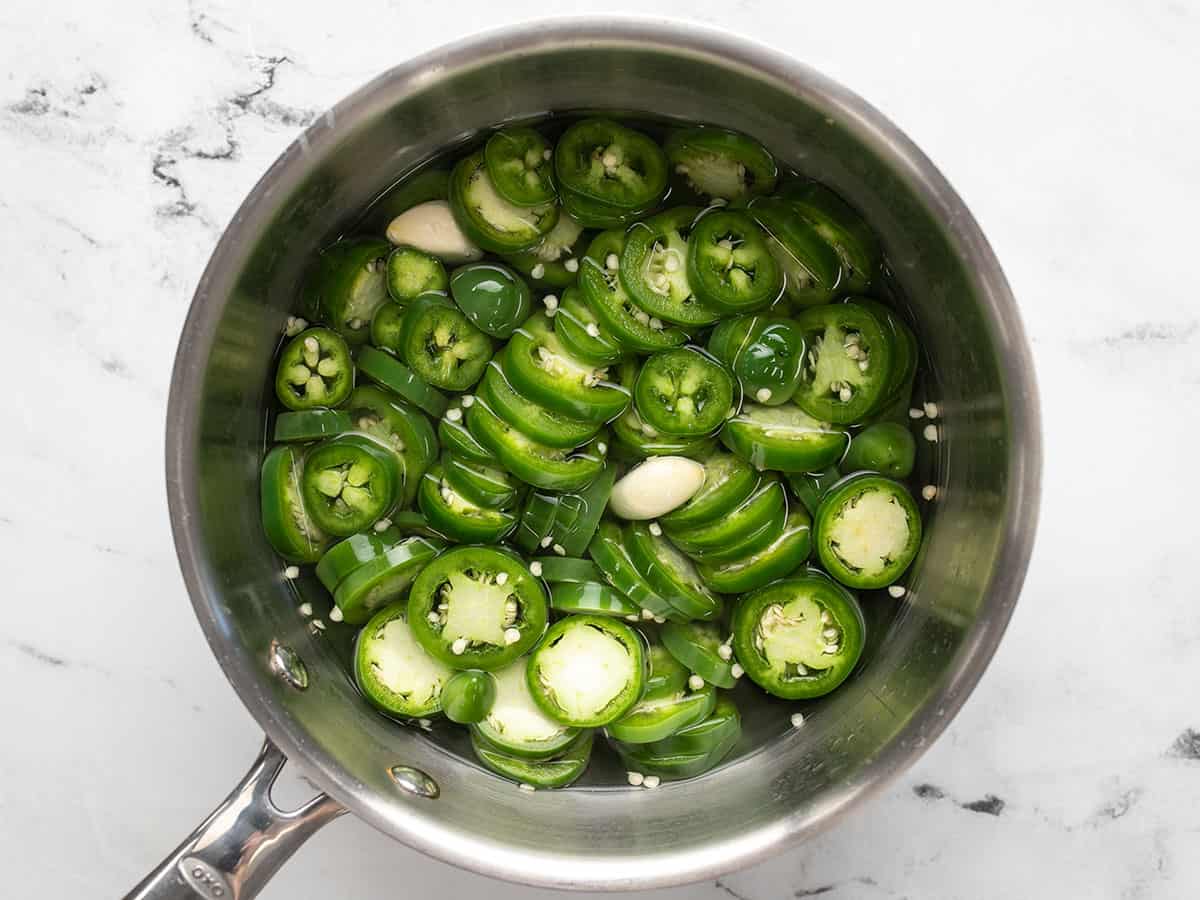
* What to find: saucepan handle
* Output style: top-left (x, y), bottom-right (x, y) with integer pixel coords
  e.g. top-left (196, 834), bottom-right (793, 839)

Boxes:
top-left (123, 737), bottom-right (345, 900)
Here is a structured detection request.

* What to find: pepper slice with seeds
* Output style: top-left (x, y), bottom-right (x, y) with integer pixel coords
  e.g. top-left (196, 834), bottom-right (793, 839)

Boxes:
top-left (746, 197), bottom-right (842, 309)
top-left (484, 127), bottom-right (557, 207)
top-left (302, 237), bottom-right (392, 343)
top-left (730, 571), bottom-right (865, 699)
top-left (687, 210), bottom-right (783, 313)
top-left (386, 245), bottom-right (449, 303)
top-left (501, 212), bottom-right (588, 290)
top-left (301, 434), bottom-right (401, 537)
top-left (660, 621), bottom-right (737, 689)
top-left (466, 399), bottom-right (607, 492)
top-left (397, 293), bottom-right (494, 392)
top-left (407, 546), bottom-right (548, 670)
top-left (274, 327), bottom-right (353, 411)
top-left (578, 230), bottom-right (688, 354)
top-left (779, 180), bottom-right (881, 294)
top-left (634, 347), bottom-right (735, 438)
top-left (504, 312), bottom-right (630, 424)
top-left (791, 302), bottom-right (894, 425)
top-left (554, 118), bottom-right (668, 213)
top-left (621, 207), bottom-right (721, 327)
top-left (664, 127), bottom-right (777, 202)
top-left (554, 283), bottom-right (625, 366)
top-left (345, 385), bottom-right (438, 509)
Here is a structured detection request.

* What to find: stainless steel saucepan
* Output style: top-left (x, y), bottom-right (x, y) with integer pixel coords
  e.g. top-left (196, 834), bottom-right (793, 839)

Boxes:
top-left (133, 18), bottom-right (1041, 899)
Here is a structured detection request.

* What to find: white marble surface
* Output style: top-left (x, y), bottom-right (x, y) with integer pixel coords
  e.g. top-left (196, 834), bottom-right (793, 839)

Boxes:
top-left (1, 1), bottom-right (1198, 898)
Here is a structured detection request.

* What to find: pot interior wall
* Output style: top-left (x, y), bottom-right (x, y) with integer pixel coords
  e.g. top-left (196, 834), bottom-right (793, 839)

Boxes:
top-left (174, 29), bottom-right (1030, 887)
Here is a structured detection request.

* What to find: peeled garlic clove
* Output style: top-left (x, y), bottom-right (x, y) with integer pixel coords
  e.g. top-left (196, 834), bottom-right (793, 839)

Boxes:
top-left (385, 200), bottom-right (482, 263)
top-left (609, 456), bottom-right (705, 520)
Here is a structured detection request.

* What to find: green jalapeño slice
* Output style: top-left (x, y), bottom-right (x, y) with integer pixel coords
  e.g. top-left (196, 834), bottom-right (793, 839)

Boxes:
top-left (707, 315), bottom-right (805, 407)
top-left (634, 347), bottom-right (735, 438)
top-left (731, 572), bottom-right (866, 699)
top-left (554, 118), bottom-right (668, 213)
top-left (526, 615), bottom-right (646, 727)
top-left (407, 546), bottom-right (549, 671)
top-left (301, 434), bottom-right (401, 536)
top-left (792, 302), bottom-right (894, 425)
top-left (484, 127), bottom-right (556, 207)
top-left (449, 150), bottom-right (559, 254)
top-left (665, 126), bottom-right (777, 201)
top-left (814, 473), bottom-right (922, 589)
top-left (356, 602), bottom-right (455, 719)
top-left (274, 327), bottom-right (353, 411)
top-left (621, 207), bottom-right (721, 327)
top-left (687, 210), bottom-right (783, 313)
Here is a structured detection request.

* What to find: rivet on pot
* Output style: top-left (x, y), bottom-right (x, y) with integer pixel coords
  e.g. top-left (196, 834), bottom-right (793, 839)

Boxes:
top-left (268, 640), bottom-right (309, 691)
top-left (389, 765), bottom-right (440, 799)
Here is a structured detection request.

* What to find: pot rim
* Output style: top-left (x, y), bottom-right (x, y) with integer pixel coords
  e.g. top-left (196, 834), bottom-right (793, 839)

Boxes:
top-left (166, 15), bottom-right (1042, 889)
